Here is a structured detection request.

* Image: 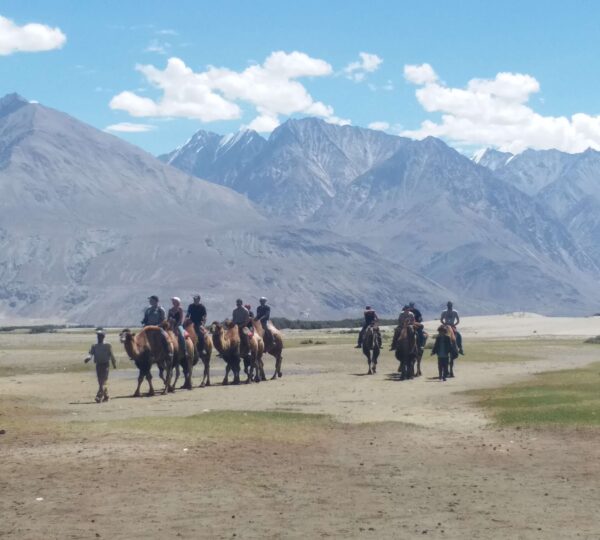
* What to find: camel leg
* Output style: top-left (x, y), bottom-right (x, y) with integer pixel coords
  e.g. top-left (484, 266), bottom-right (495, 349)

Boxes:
top-left (271, 353), bottom-right (283, 380)
top-left (232, 357), bottom-right (241, 385)
top-left (147, 373), bottom-right (155, 396)
top-left (257, 358), bottom-right (266, 382)
top-left (133, 371), bottom-right (144, 397)
top-left (223, 363), bottom-right (230, 386)
top-left (200, 358), bottom-right (210, 387)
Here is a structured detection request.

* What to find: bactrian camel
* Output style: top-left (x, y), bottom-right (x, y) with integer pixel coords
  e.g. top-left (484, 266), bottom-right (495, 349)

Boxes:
top-left (160, 322), bottom-right (196, 390)
top-left (251, 319), bottom-right (284, 379)
top-left (210, 321), bottom-right (242, 385)
top-left (183, 319), bottom-right (214, 387)
top-left (119, 326), bottom-right (174, 396)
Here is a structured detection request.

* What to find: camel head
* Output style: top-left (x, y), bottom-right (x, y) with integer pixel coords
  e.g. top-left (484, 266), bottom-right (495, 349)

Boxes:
top-left (119, 328), bottom-right (135, 343)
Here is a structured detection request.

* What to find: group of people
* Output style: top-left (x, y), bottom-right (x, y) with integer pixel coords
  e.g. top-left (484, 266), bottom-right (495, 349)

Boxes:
top-left (141, 293), bottom-right (273, 356)
top-left (356, 300), bottom-right (465, 381)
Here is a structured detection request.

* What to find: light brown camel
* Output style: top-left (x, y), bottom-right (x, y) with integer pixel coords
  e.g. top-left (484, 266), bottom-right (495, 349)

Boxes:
top-left (210, 321), bottom-right (241, 385)
top-left (251, 319), bottom-right (284, 379)
top-left (183, 319), bottom-right (214, 387)
top-left (159, 321), bottom-right (196, 390)
top-left (119, 326), bottom-right (174, 396)
top-left (241, 325), bottom-right (265, 383)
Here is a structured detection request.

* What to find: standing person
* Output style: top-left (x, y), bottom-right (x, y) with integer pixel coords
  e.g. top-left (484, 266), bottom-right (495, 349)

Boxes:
top-left (84, 329), bottom-right (117, 403)
top-left (355, 305), bottom-right (378, 348)
top-left (168, 297), bottom-right (187, 360)
top-left (441, 301), bottom-right (464, 354)
top-left (142, 295), bottom-right (166, 327)
top-left (186, 294), bottom-right (207, 350)
top-left (431, 325), bottom-right (458, 381)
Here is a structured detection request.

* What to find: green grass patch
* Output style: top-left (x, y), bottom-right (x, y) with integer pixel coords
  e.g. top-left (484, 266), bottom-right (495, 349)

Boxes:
top-left (75, 410), bottom-right (332, 443)
top-left (470, 362), bottom-right (600, 427)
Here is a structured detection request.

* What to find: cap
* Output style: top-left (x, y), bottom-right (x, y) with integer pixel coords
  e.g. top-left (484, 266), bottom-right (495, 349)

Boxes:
top-left (192, 294), bottom-right (201, 299)
top-left (96, 328), bottom-right (106, 335)
top-left (148, 295), bottom-right (159, 302)
top-left (171, 296), bottom-right (181, 303)
top-left (259, 296), bottom-right (267, 302)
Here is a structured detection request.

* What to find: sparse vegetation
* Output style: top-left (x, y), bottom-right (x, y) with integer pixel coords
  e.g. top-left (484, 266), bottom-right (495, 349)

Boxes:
top-left (470, 362), bottom-right (600, 426)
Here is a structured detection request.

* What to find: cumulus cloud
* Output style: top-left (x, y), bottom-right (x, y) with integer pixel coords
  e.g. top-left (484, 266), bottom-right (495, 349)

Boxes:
top-left (111, 51), bottom-right (341, 132)
top-left (105, 122), bottom-right (156, 133)
top-left (344, 52), bottom-right (382, 82)
top-left (402, 64), bottom-right (600, 153)
top-left (0, 14), bottom-right (66, 55)
top-left (403, 63), bottom-right (438, 85)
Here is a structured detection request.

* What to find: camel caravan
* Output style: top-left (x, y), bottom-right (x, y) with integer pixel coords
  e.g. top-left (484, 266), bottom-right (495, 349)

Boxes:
top-left (119, 295), bottom-right (283, 397)
top-left (358, 301), bottom-right (464, 381)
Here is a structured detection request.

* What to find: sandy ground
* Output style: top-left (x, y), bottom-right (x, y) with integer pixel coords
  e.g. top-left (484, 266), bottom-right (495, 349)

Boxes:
top-left (1, 320), bottom-right (600, 539)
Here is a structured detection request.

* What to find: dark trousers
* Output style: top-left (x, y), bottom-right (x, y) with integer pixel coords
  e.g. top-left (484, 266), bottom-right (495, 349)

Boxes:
top-left (437, 356), bottom-right (449, 379)
top-left (358, 323), bottom-right (369, 346)
top-left (192, 322), bottom-right (205, 350)
top-left (455, 331), bottom-right (463, 351)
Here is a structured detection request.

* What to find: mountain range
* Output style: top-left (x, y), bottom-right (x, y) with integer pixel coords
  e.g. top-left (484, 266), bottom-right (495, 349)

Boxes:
top-left (1, 92), bottom-right (599, 324)
top-left (160, 118), bottom-right (600, 316)
top-left (0, 94), bottom-right (453, 325)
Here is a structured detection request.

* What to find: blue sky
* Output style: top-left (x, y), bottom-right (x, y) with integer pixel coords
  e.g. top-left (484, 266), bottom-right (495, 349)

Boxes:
top-left (1, 0), bottom-right (600, 154)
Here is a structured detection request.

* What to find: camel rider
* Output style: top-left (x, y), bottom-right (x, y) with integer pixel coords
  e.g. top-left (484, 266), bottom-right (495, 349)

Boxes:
top-left (186, 294), bottom-right (207, 351)
top-left (408, 301), bottom-right (425, 348)
top-left (398, 305), bottom-right (416, 327)
top-left (232, 299), bottom-right (250, 348)
top-left (256, 297), bottom-right (271, 327)
top-left (391, 305), bottom-right (415, 350)
top-left (356, 305), bottom-right (378, 348)
top-left (142, 295), bottom-right (166, 326)
top-left (441, 301), bottom-right (464, 354)
top-left (168, 297), bottom-right (187, 360)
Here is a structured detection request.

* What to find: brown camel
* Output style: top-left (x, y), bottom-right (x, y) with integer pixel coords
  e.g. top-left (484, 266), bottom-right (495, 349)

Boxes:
top-left (210, 321), bottom-right (242, 385)
top-left (391, 323), bottom-right (419, 381)
top-left (183, 319), bottom-right (214, 387)
top-left (159, 322), bottom-right (196, 390)
top-left (241, 325), bottom-right (265, 383)
top-left (251, 319), bottom-right (284, 379)
top-left (362, 324), bottom-right (381, 375)
top-left (119, 326), bottom-right (174, 396)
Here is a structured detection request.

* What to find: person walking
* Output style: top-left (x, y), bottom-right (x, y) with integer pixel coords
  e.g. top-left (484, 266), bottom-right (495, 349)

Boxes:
top-left (431, 325), bottom-right (458, 381)
top-left (84, 329), bottom-right (117, 402)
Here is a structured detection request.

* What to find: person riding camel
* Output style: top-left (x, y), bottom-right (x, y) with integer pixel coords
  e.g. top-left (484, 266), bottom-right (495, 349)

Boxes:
top-left (408, 301), bottom-right (425, 348)
top-left (232, 298), bottom-right (250, 345)
top-left (441, 301), bottom-right (464, 354)
top-left (186, 294), bottom-right (207, 351)
top-left (168, 297), bottom-right (187, 361)
top-left (142, 295), bottom-right (166, 326)
top-left (256, 297), bottom-right (271, 328)
top-left (391, 305), bottom-right (415, 350)
top-left (356, 305), bottom-right (379, 348)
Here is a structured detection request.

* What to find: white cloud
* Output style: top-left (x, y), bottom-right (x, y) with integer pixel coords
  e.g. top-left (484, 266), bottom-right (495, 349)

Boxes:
top-left (344, 52), bottom-right (382, 82)
top-left (105, 122), bottom-right (156, 133)
top-left (111, 51), bottom-right (342, 131)
top-left (368, 121), bottom-right (390, 131)
top-left (402, 64), bottom-right (600, 153)
top-left (403, 63), bottom-right (438, 85)
top-left (156, 29), bottom-right (178, 36)
top-left (0, 14), bottom-right (66, 55)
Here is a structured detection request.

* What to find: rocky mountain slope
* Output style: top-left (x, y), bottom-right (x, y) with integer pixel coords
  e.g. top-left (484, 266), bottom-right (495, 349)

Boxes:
top-left (0, 94), bottom-right (451, 324)
top-left (162, 119), bottom-right (600, 315)
top-left (475, 146), bottom-right (600, 266)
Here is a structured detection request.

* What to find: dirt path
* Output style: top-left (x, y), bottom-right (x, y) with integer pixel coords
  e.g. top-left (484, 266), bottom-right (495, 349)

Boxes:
top-left (1, 339), bottom-right (600, 539)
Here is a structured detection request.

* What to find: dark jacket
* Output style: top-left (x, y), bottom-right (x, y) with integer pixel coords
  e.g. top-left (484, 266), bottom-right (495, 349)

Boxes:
top-left (364, 309), bottom-right (378, 325)
top-left (186, 303), bottom-right (207, 324)
top-left (409, 307), bottom-right (423, 323)
top-left (431, 334), bottom-right (458, 358)
top-left (256, 304), bottom-right (271, 322)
